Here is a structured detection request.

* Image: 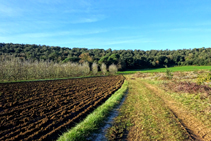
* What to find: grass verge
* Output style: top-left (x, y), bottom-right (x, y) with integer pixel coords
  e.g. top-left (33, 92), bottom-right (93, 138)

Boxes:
top-left (57, 80), bottom-right (128, 141)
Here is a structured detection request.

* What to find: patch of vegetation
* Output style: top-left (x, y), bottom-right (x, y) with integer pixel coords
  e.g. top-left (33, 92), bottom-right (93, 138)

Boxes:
top-left (162, 81), bottom-right (211, 100)
top-left (197, 72), bottom-right (211, 85)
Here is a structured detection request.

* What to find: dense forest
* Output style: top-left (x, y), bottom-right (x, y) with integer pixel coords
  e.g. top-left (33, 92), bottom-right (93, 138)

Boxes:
top-left (0, 43), bottom-right (211, 70)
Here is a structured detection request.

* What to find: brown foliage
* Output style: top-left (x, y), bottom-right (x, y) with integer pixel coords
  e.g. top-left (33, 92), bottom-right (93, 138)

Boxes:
top-left (79, 53), bottom-right (93, 63)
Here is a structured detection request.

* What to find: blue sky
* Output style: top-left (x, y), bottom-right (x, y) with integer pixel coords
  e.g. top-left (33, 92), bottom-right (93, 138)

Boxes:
top-left (0, 0), bottom-right (211, 50)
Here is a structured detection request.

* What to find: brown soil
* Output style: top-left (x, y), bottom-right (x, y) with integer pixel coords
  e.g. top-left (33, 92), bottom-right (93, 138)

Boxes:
top-left (0, 75), bottom-right (125, 141)
top-left (143, 82), bottom-right (211, 141)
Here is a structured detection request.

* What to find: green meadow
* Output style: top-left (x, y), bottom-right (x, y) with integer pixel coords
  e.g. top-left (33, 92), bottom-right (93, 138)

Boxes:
top-left (118, 66), bottom-right (211, 74)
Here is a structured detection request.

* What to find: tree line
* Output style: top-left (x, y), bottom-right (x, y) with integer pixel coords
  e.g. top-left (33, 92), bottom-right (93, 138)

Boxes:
top-left (0, 43), bottom-right (211, 70)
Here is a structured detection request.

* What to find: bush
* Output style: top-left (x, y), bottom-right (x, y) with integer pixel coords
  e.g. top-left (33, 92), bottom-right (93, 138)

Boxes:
top-left (109, 63), bottom-right (118, 75)
top-left (101, 63), bottom-right (107, 75)
top-left (165, 68), bottom-right (173, 80)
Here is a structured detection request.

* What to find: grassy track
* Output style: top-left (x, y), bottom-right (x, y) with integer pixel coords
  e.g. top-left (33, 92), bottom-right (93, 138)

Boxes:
top-left (57, 80), bottom-right (128, 141)
top-left (118, 66), bottom-right (211, 74)
top-left (107, 75), bottom-right (190, 140)
top-left (107, 75), bottom-right (211, 140)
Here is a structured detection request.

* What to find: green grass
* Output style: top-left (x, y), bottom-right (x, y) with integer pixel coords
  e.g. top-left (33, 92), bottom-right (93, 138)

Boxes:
top-left (57, 80), bottom-right (128, 141)
top-left (118, 66), bottom-right (211, 74)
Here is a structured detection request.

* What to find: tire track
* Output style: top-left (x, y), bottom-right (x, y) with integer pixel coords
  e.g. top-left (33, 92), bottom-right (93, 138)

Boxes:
top-left (143, 81), bottom-right (211, 141)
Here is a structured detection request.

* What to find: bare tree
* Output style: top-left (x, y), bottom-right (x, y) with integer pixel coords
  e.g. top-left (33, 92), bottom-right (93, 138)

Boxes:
top-left (101, 63), bottom-right (107, 75)
top-left (92, 62), bottom-right (98, 75)
top-left (109, 63), bottom-right (118, 75)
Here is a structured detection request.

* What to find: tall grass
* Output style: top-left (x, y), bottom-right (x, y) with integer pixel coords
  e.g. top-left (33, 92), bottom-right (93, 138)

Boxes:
top-left (0, 55), bottom-right (90, 82)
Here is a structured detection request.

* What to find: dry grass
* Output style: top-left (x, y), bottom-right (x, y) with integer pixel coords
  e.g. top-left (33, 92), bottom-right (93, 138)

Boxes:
top-left (132, 70), bottom-right (211, 82)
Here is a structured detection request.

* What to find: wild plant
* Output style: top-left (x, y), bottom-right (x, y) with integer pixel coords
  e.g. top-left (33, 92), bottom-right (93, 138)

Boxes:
top-left (165, 68), bottom-right (173, 80)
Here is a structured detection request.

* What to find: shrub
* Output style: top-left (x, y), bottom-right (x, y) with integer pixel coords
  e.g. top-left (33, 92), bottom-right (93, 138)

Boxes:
top-left (109, 63), bottom-right (118, 75)
top-left (101, 63), bottom-right (107, 75)
top-left (165, 68), bottom-right (173, 80)
top-left (92, 62), bottom-right (98, 75)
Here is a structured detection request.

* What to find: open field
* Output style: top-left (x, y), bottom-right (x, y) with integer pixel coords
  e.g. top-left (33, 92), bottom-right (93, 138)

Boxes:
top-left (107, 73), bottom-right (211, 140)
top-left (0, 75), bottom-right (124, 141)
top-left (2, 66), bottom-right (211, 141)
top-left (118, 66), bottom-right (211, 74)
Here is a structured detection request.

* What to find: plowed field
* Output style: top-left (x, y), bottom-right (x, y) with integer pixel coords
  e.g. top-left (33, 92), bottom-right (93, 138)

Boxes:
top-left (0, 75), bottom-right (124, 141)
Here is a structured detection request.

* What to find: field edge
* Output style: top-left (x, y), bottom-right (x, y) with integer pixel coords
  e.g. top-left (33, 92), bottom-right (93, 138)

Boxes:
top-left (56, 79), bottom-right (128, 141)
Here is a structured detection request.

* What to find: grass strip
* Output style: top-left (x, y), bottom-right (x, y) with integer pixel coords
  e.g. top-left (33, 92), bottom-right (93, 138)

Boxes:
top-left (118, 66), bottom-right (211, 74)
top-left (57, 80), bottom-right (128, 141)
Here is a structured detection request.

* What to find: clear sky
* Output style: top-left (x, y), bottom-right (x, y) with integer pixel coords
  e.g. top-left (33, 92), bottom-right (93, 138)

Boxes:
top-left (0, 0), bottom-right (211, 50)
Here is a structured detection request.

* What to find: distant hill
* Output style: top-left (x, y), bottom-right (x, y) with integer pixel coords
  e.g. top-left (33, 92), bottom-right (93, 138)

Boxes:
top-left (0, 43), bottom-right (211, 70)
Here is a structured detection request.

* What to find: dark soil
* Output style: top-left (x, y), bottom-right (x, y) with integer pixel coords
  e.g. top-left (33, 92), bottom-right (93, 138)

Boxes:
top-left (0, 75), bottom-right (125, 141)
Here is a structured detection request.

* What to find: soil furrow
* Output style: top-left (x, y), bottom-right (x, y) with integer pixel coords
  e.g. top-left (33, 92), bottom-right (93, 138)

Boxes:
top-left (0, 75), bottom-right (124, 141)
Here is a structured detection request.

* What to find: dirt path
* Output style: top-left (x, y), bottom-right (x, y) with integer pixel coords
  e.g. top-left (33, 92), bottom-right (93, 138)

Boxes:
top-left (143, 81), bottom-right (211, 141)
top-left (107, 76), bottom-right (211, 141)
